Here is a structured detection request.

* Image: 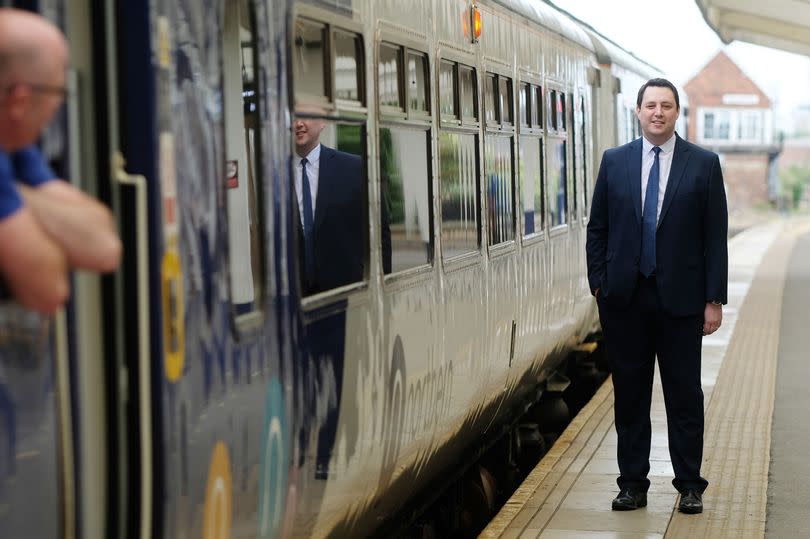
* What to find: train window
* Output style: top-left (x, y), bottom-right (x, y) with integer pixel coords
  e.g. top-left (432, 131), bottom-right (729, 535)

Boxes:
top-left (224, 0), bottom-right (265, 320)
top-left (548, 89), bottom-right (558, 131)
top-left (334, 30), bottom-right (362, 103)
top-left (535, 85), bottom-right (544, 128)
top-left (560, 93), bottom-right (567, 131)
top-left (380, 127), bottom-right (432, 273)
top-left (499, 77), bottom-right (513, 125)
top-left (547, 138), bottom-right (567, 227)
top-left (459, 65), bottom-right (477, 123)
top-left (293, 18), bottom-right (328, 101)
top-left (294, 110), bottom-right (368, 296)
top-left (485, 73), bottom-right (497, 125)
top-left (570, 95), bottom-right (578, 218)
top-left (407, 51), bottom-right (429, 114)
top-left (439, 60), bottom-right (457, 119)
top-left (580, 95), bottom-right (588, 211)
top-left (486, 136), bottom-right (515, 245)
top-left (519, 83), bottom-right (530, 127)
top-left (520, 137), bottom-right (544, 236)
top-left (379, 42), bottom-right (403, 111)
top-left (439, 132), bottom-right (479, 258)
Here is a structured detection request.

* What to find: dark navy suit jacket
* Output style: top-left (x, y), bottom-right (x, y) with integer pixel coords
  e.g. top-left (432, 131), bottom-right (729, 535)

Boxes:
top-left (298, 145), bottom-right (391, 295)
top-left (586, 135), bottom-right (728, 317)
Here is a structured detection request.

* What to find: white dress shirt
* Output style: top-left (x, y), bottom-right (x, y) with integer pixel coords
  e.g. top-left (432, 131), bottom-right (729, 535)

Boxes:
top-left (294, 144), bottom-right (321, 227)
top-left (640, 133), bottom-right (676, 223)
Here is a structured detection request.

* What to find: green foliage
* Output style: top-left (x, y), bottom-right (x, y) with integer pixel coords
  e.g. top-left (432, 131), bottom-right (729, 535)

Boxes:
top-left (779, 164), bottom-right (810, 210)
top-left (379, 128), bottom-right (405, 223)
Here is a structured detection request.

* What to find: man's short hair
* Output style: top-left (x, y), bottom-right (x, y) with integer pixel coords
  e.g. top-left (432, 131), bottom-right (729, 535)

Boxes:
top-left (636, 78), bottom-right (680, 110)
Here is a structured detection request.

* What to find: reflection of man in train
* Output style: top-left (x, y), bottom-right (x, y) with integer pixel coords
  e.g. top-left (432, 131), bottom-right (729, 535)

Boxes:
top-left (0, 9), bottom-right (121, 314)
top-left (293, 105), bottom-right (391, 479)
top-left (587, 79), bottom-right (727, 514)
top-left (293, 104), bottom-right (390, 295)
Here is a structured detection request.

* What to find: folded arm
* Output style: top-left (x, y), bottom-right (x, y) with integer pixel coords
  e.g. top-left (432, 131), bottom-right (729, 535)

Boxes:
top-left (18, 180), bottom-right (122, 272)
top-left (0, 207), bottom-right (70, 314)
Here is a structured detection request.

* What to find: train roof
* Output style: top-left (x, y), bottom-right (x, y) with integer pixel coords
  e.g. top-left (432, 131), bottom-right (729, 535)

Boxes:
top-left (488, 0), bottom-right (595, 52)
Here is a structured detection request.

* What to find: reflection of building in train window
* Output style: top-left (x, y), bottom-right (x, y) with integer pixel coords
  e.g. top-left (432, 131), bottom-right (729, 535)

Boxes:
top-left (547, 138), bottom-right (568, 227)
top-left (438, 59), bottom-right (480, 260)
top-left (380, 128), bottom-right (431, 273)
top-left (334, 30), bottom-right (362, 103)
top-left (224, 0), bottom-right (265, 322)
top-left (293, 18), bottom-right (328, 101)
top-left (483, 72), bottom-right (515, 247)
top-left (520, 137), bottom-right (544, 236)
top-left (379, 43), bottom-right (402, 111)
top-left (519, 80), bottom-right (545, 237)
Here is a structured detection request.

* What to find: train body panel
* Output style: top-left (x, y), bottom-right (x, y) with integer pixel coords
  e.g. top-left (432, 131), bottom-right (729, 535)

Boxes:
top-left (0, 0), bottom-right (663, 538)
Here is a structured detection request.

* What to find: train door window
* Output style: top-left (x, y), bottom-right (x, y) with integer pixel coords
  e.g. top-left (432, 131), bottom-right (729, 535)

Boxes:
top-left (580, 95), bottom-right (589, 213)
top-left (499, 77), bottom-right (513, 126)
top-left (379, 44), bottom-right (433, 275)
top-left (520, 137), bottom-right (544, 236)
top-left (485, 73), bottom-right (497, 126)
top-left (294, 111), bottom-right (369, 296)
top-left (407, 51), bottom-right (429, 115)
top-left (485, 72), bottom-right (516, 247)
top-left (535, 86), bottom-right (544, 128)
top-left (224, 0), bottom-right (265, 322)
top-left (486, 135), bottom-right (514, 245)
top-left (439, 60), bottom-right (457, 119)
top-left (547, 137), bottom-right (567, 227)
top-left (520, 81), bottom-right (544, 237)
top-left (293, 18), bottom-right (328, 102)
top-left (380, 128), bottom-right (432, 273)
top-left (440, 132), bottom-right (479, 258)
top-left (379, 42), bottom-right (403, 112)
top-left (459, 65), bottom-right (478, 123)
top-left (569, 93), bottom-right (578, 220)
top-left (548, 89), bottom-right (558, 131)
top-left (439, 60), bottom-right (480, 260)
top-left (334, 30), bottom-right (362, 103)
top-left (519, 83), bottom-right (530, 127)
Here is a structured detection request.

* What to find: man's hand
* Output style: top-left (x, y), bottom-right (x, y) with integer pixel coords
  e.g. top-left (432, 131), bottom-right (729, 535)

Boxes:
top-left (703, 302), bottom-right (722, 335)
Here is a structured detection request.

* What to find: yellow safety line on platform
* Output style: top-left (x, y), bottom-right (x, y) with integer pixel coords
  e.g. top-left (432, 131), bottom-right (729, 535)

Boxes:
top-left (666, 219), bottom-right (810, 538)
top-left (479, 374), bottom-right (615, 538)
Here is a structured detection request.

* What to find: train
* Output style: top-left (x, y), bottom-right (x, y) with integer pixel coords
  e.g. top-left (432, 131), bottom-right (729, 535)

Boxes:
top-left (0, 0), bottom-right (664, 537)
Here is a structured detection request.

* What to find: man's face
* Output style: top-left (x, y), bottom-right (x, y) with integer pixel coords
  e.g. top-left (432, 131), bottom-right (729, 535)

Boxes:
top-left (636, 85), bottom-right (679, 145)
top-left (2, 46), bottom-right (67, 148)
top-left (294, 107), bottom-right (326, 157)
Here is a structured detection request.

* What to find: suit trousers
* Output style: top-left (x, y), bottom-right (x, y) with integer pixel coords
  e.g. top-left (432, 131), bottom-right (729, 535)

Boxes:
top-left (598, 274), bottom-right (709, 494)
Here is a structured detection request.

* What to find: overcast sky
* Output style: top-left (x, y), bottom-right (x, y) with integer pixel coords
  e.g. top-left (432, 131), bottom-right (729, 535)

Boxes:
top-left (550, 0), bottom-right (810, 128)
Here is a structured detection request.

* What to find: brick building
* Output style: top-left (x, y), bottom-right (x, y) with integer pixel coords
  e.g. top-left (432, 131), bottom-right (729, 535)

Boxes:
top-left (683, 51), bottom-right (781, 214)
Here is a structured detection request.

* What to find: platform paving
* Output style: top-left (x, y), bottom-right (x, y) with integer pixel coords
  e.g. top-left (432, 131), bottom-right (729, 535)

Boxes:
top-left (480, 218), bottom-right (810, 539)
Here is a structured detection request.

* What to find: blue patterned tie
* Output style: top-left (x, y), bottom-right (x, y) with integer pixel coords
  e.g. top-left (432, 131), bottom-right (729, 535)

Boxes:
top-left (301, 158), bottom-right (315, 283)
top-left (640, 146), bottom-right (661, 277)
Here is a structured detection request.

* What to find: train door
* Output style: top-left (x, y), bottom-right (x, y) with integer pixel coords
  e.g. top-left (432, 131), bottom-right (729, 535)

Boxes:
top-left (0, 1), bottom-right (105, 539)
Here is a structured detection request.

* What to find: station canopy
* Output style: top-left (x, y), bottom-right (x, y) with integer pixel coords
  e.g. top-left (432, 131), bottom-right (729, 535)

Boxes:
top-left (695, 0), bottom-right (810, 57)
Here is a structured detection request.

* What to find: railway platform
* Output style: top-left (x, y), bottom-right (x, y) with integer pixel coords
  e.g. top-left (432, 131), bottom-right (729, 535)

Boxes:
top-left (480, 217), bottom-right (810, 539)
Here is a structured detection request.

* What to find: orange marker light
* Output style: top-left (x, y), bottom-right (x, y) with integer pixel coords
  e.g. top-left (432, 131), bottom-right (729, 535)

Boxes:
top-left (473, 6), bottom-right (482, 40)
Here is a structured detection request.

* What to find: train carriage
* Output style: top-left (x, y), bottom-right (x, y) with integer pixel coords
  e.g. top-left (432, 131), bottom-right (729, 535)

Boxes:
top-left (0, 1), bottom-right (662, 538)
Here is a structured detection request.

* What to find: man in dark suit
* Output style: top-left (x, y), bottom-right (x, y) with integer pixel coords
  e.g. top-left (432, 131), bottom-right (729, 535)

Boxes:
top-left (293, 107), bottom-right (391, 295)
top-left (586, 78), bottom-right (728, 515)
top-left (292, 106), bottom-right (392, 479)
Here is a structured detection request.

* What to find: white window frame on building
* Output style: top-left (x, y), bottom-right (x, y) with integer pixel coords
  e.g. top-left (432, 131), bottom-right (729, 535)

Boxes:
top-left (697, 107), bottom-right (772, 146)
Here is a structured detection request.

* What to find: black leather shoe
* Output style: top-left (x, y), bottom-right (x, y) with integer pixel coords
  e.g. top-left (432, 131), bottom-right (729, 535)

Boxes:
top-left (611, 489), bottom-right (647, 510)
top-left (678, 489), bottom-right (703, 514)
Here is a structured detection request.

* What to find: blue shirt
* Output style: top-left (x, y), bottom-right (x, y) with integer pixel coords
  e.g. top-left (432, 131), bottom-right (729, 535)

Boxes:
top-left (0, 145), bottom-right (57, 219)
